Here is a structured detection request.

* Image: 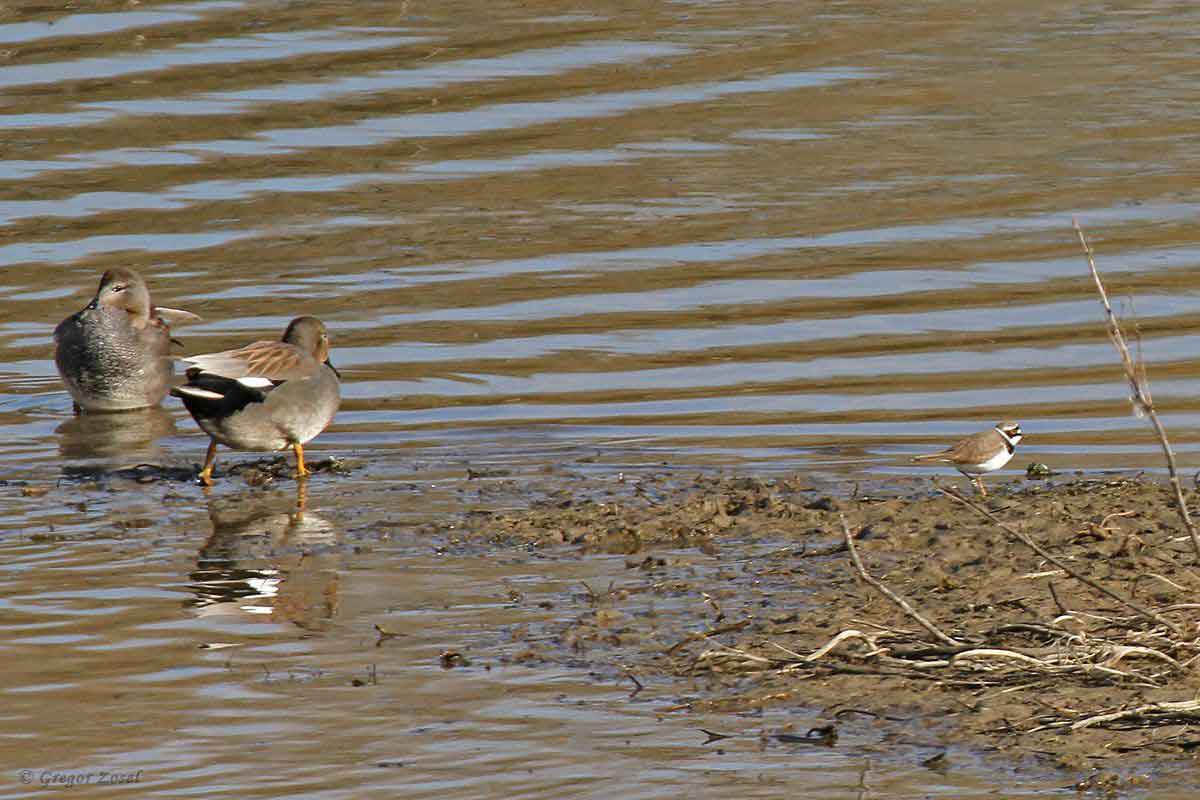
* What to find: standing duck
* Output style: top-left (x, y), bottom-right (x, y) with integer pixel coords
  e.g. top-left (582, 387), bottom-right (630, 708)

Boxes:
top-left (171, 317), bottom-right (340, 485)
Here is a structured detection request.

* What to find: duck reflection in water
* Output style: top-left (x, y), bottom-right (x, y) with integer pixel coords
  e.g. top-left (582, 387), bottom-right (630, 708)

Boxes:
top-left (56, 405), bottom-right (178, 461)
top-left (188, 482), bottom-right (340, 630)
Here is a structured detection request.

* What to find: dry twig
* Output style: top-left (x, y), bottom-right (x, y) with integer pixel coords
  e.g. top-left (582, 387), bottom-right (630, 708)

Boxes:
top-left (1076, 220), bottom-right (1200, 560)
top-left (935, 484), bottom-right (1181, 635)
top-left (665, 619), bottom-right (751, 655)
top-left (1034, 699), bottom-right (1200, 732)
top-left (840, 514), bottom-right (965, 647)
top-left (798, 629), bottom-right (880, 662)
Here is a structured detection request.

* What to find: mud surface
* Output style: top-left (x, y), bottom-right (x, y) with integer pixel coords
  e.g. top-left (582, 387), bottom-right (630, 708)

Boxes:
top-left (10, 454), bottom-right (1200, 795)
top-left (443, 471), bottom-right (1200, 782)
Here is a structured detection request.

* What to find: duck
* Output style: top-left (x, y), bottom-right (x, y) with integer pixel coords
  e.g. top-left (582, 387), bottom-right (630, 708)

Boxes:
top-left (54, 267), bottom-right (198, 412)
top-left (171, 317), bottom-right (341, 486)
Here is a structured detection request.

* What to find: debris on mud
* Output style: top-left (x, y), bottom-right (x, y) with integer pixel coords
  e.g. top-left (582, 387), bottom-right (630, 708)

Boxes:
top-left (224, 456), bottom-right (356, 485)
top-left (450, 471), bottom-right (1200, 769)
top-left (54, 456), bottom-right (357, 488)
top-left (60, 462), bottom-right (197, 485)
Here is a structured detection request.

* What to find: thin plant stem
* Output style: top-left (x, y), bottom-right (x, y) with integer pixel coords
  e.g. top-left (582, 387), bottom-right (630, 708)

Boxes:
top-left (840, 515), bottom-right (965, 647)
top-left (936, 483), bottom-right (1182, 635)
top-left (1074, 220), bottom-right (1200, 561)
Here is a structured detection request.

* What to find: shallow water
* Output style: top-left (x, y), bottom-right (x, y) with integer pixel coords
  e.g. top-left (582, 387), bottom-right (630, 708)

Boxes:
top-left (0, 476), bottom-right (1094, 799)
top-left (2, 0), bottom-right (1200, 795)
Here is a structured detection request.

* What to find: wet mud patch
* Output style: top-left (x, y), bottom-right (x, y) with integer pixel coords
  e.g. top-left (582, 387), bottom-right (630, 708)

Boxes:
top-left (445, 472), bottom-right (1200, 780)
top-left (55, 456), bottom-right (358, 488)
top-left (223, 455), bottom-right (357, 486)
top-left (60, 463), bottom-right (199, 486)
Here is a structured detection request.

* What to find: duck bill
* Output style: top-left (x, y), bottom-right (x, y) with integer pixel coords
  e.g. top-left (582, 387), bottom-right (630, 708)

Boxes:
top-left (325, 358), bottom-right (341, 380)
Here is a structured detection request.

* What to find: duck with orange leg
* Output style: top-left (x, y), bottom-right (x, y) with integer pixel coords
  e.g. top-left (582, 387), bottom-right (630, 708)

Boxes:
top-left (172, 317), bottom-right (340, 485)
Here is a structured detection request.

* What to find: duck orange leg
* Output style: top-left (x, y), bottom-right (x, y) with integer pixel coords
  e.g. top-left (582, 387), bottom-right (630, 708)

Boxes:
top-left (293, 442), bottom-right (309, 478)
top-left (198, 440), bottom-right (218, 486)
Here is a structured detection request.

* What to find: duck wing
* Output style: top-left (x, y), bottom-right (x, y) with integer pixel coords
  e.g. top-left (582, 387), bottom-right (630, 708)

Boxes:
top-left (182, 340), bottom-right (320, 383)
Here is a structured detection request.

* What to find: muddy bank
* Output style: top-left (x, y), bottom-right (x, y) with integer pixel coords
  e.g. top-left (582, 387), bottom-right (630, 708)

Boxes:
top-left (17, 455), bottom-right (1200, 786)
top-left (448, 471), bottom-right (1200, 780)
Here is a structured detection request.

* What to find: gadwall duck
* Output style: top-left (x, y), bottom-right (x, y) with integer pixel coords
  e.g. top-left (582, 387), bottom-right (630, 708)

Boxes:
top-left (54, 268), bottom-right (199, 412)
top-left (171, 317), bottom-right (340, 485)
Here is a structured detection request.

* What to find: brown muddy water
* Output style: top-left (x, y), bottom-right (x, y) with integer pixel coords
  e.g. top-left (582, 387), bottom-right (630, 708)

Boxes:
top-left (2, 0), bottom-right (1200, 796)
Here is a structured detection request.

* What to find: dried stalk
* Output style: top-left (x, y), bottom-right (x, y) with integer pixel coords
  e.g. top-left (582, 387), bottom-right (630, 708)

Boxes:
top-left (665, 619), bottom-right (752, 655)
top-left (936, 484), bottom-right (1182, 635)
top-left (840, 515), bottom-right (965, 647)
top-left (1033, 699), bottom-right (1200, 732)
top-left (1075, 220), bottom-right (1200, 560)
top-left (798, 629), bottom-right (879, 662)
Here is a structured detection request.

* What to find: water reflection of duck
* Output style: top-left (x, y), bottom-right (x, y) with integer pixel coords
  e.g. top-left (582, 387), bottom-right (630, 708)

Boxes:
top-left (56, 406), bottom-right (178, 461)
top-left (188, 483), bottom-right (340, 630)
